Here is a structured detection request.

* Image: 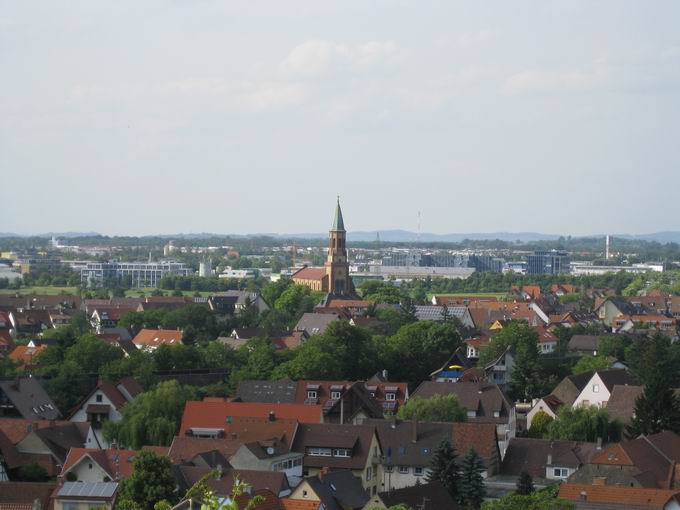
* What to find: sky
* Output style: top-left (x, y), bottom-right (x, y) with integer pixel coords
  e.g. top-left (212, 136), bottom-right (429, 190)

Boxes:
top-left (2, 1), bottom-right (680, 237)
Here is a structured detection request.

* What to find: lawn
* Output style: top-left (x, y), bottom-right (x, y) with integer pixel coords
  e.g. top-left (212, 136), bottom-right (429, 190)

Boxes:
top-left (0, 286), bottom-right (79, 296)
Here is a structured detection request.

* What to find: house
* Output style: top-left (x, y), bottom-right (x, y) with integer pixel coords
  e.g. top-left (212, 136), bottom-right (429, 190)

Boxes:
top-left (551, 284), bottom-right (578, 296)
top-left (526, 394), bottom-right (564, 430)
top-left (14, 422), bottom-right (88, 476)
top-left (53, 481), bottom-right (119, 510)
top-left (69, 377), bottom-right (143, 448)
top-left (8, 310), bottom-right (52, 335)
top-left (178, 401), bottom-right (323, 437)
top-left (271, 331), bottom-right (308, 350)
top-left (412, 305), bottom-right (475, 328)
top-left (89, 307), bottom-right (137, 333)
top-left (594, 297), bottom-right (644, 327)
top-left (132, 328), bottom-right (183, 350)
top-left (292, 267), bottom-right (328, 292)
top-left (568, 431), bottom-right (680, 489)
top-left (605, 385), bottom-right (680, 426)
top-left (483, 346), bottom-right (515, 387)
top-left (236, 380), bottom-right (299, 404)
top-left (294, 313), bottom-right (341, 336)
top-left (411, 381), bottom-right (515, 457)
top-left (559, 484), bottom-right (680, 510)
top-left (367, 419), bottom-right (500, 491)
top-left (287, 471), bottom-right (369, 510)
top-left (60, 447), bottom-right (138, 482)
top-left (175, 465), bottom-right (291, 498)
top-left (361, 481), bottom-right (459, 510)
top-left (500, 438), bottom-right (601, 483)
top-left (0, 482), bottom-right (57, 510)
top-left (568, 335), bottom-right (606, 356)
top-left (613, 315), bottom-right (677, 332)
top-left (229, 441), bottom-right (304, 487)
top-left (464, 335), bottom-right (491, 361)
top-left (0, 377), bottom-right (61, 420)
top-left (324, 299), bottom-right (370, 316)
top-left (511, 285), bottom-right (541, 300)
top-left (213, 291), bottom-right (270, 314)
top-left (8, 345), bottom-right (48, 370)
top-left (536, 326), bottom-right (559, 354)
top-left (430, 348), bottom-right (474, 382)
top-left (291, 423), bottom-right (382, 494)
top-left (572, 369), bottom-right (635, 409)
top-left (550, 371), bottom-right (597, 408)
top-left (168, 436), bottom-right (243, 465)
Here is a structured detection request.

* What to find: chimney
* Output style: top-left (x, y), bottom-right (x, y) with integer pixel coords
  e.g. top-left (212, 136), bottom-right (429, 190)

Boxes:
top-left (412, 418), bottom-right (418, 444)
top-left (547, 454), bottom-right (552, 466)
top-left (596, 437), bottom-right (603, 450)
top-left (268, 411), bottom-right (276, 422)
top-left (382, 369), bottom-right (388, 381)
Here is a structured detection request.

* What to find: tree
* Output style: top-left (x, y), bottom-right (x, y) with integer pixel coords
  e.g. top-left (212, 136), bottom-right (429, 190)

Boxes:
top-left (459, 448), bottom-right (486, 509)
top-left (117, 451), bottom-right (178, 510)
top-left (181, 472), bottom-right (264, 510)
top-left (528, 410), bottom-right (553, 438)
top-left (426, 439), bottom-right (460, 499)
top-left (105, 380), bottom-right (195, 449)
top-left (397, 395), bottom-right (466, 423)
top-left (516, 471), bottom-right (534, 495)
top-left (17, 462), bottom-right (49, 482)
top-left (508, 325), bottom-right (542, 401)
top-left (571, 355), bottom-right (611, 375)
top-left (382, 321), bottom-right (462, 385)
top-left (547, 406), bottom-right (622, 443)
top-left (482, 487), bottom-right (574, 510)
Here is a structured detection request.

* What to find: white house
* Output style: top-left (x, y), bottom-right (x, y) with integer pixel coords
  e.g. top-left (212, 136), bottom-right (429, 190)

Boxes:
top-left (572, 370), bottom-right (635, 409)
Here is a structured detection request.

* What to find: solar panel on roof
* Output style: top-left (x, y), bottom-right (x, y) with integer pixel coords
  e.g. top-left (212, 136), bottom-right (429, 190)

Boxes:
top-left (59, 482), bottom-right (118, 498)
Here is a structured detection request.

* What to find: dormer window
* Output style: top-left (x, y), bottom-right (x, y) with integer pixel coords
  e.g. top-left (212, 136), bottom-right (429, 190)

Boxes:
top-left (467, 410), bottom-right (477, 418)
top-left (307, 390), bottom-right (317, 399)
top-left (386, 393), bottom-right (396, 401)
top-left (331, 391), bottom-right (341, 400)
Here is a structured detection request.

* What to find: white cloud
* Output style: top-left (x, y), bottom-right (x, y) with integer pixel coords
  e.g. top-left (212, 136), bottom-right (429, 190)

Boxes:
top-left (283, 39), bottom-right (397, 75)
top-left (503, 69), bottom-right (598, 95)
top-left (71, 78), bottom-right (305, 113)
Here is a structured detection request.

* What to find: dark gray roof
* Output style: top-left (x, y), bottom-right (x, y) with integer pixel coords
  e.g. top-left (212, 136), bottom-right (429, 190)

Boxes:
top-left (306, 470), bottom-right (368, 510)
top-left (34, 423), bottom-right (87, 463)
top-left (596, 369), bottom-right (636, 391)
top-left (568, 335), bottom-right (602, 352)
top-left (331, 199), bottom-right (345, 231)
top-left (294, 313), bottom-right (341, 336)
top-left (236, 380), bottom-right (297, 404)
top-left (367, 419), bottom-right (452, 468)
top-left (377, 481), bottom-right (459, 510)
top-left (414, 305), bottom-right (467, 321)
top-left (101, 327), bottom-right (133, 342)
top-left (500, 437), bottom-right (600, 478)
top-left (0, 377), bottom-right (61, 420)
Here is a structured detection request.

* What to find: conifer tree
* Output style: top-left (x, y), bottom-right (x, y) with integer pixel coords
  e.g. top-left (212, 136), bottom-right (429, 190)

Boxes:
top-left (459, 448), bottom-right (486, 509)
top-left (516, 470), bottom-right (535, 495)
top-left (426, 439), bottom-right (460, 499)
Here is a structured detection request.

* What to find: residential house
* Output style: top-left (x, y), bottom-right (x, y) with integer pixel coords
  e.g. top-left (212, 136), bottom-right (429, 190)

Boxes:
top-left (286, 471), bottom-right (369, 510)
top-left (7, 345), bottom-right (48, 371)
top-left (175, 465), bottom-right (291, 498)
top-left (324, 299), bottom-right (371, 316)
top-left (411, 381), bottom-right (515, 457)
top-left (572, 369), bottom-right (635, 409)
top-left (178, 401), bottom-right (323, 436)
top-left (214, 291), bottom-right (270, 314)
top-left (69, 377), bottom-right (143, 448)
top-left (14, 422), bottom-right (88, 476)
top-left (236, 380), bottom-right (299, 404)
top-left (168, 436), bottom-right (243, 465)
top-left (483, 346), bottom-right (515, 387)
top-left (550, 371), bottom-right (596, 408)
top-left (512, 285), bottom-right (541, 300)
top-left (60, 447), bottom-right (138, 482)
top-left (0, 482), bottom-right (57, 510)
top-left (53, 481), bottom-right (119, 510)
top-left (526, 394), bottom-right (564, 430)
top-left (551, 284), bottom-right (578, 296)
top-left (500, 438), bottom-right (601, 483)
top-left (361, 481), bottom-right (459, 510)
top-left (8, 310), bottom-right (52, 335)
top-left (368, 419), bottom-right (500, 491)
top-left (594, 297), bottom-right (645, 327)
top-left (291, 423), bottom-right (382, 494)
top-left (613, 315), bottom-right (677, 333)
top-left (429, 348), bottom-right (474, 382)
top-left (536, 326), bottom-right (559, 354)
top-left (568, 431), bottom-right (680, 489)
top-left (132, 328), bottom-right (183, 350)
top-left (294, 313), bottom-right (342, 336)
top-left (464, 335), bottom-right (490, 361)
top-left (559, 484), bottom-right (680, 510)
top-left (0, 377), bottom-right (61, 420)
top-left (568, 335), bottom-right (606, 356)
top-left (89, 307), bottom-right (137, 333)
top-left (412, 305), bottom-right (475, 328)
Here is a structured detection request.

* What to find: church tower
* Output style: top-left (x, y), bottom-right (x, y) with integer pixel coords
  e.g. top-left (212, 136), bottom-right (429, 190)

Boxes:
top-left (325, 198), bottom-right (353, 295)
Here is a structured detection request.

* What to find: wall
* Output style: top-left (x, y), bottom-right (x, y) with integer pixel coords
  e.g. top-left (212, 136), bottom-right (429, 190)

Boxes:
top-left (573, 373), bottom-right (611, 408)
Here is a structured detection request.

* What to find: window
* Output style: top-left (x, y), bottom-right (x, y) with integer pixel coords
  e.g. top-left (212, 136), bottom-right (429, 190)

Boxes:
top-left (553, 468), bottom-right (569, 478)
top-left (308, 447), bottom-right (332, 457)
top-left (593, 384), bottom-right (599, 393)
top-left (493, 411), bottom-right (500, 418)
top-left (95, 394), bottom-right (103, 403)
top-left (385, 392), bottom-right (396, 401)
top-left (467, 410), bottom-right (477, 418)
top-left (582, 400), bottom-right (590, 407)
top-left (398, 466), bottom-right (409, 474)
top-left (385, 465), bottom-right (393, 473)
top-left (88, 463), bottom-right (93, 469)
top-left (414, 467), bottom-right (424, 476)
top-left (331, 391), bottom-right (341, 400)
top-left (307, 390), bottom-right (317, 399)
top-left (366, 466), bottom-right (373, 481)
top-left (333, 448), bottom-right (351, 458)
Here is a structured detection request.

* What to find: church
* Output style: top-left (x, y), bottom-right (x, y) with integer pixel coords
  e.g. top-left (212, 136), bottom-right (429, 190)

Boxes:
top-left (291, 199), bottom-right (355, 297)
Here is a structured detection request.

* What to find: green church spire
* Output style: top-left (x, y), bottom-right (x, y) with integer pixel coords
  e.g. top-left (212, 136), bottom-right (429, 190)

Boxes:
top-left (332, 197), bottom-right (345, 231)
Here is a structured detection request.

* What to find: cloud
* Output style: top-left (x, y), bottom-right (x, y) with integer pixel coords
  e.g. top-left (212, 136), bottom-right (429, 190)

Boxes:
top-left (71, 78), bottom-right (305, 113)
top-left (503, 69), bottom-right (598, 95)
top-left (283, 39), bottom-right (397, 75)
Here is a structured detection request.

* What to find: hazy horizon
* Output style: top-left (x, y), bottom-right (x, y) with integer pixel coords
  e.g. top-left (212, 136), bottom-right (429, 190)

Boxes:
top-left (2, 1), bottom-right (679, 236)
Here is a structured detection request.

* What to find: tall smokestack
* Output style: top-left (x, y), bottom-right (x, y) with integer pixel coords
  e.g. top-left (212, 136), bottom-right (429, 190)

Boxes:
top-left (605, 235), bottom-right (610, 260)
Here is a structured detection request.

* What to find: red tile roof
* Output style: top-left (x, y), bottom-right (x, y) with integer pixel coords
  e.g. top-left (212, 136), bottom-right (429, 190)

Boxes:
top-left (291, 267), bottom-right (327, 281)
top-left (559, 483), bottom-right (680, 508)
top-left (132, 328), bottom-right (183, 347)
top-left (280, 500), bottom-right (322, 510)
top-left (179, 401), bottom-right (322, 436)
top-left (61, 447), bottom-right (139, 479)
top-left (9, 345), bottom-right (47, 365)
top-left (168, 436), bottom-right (243, 465)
